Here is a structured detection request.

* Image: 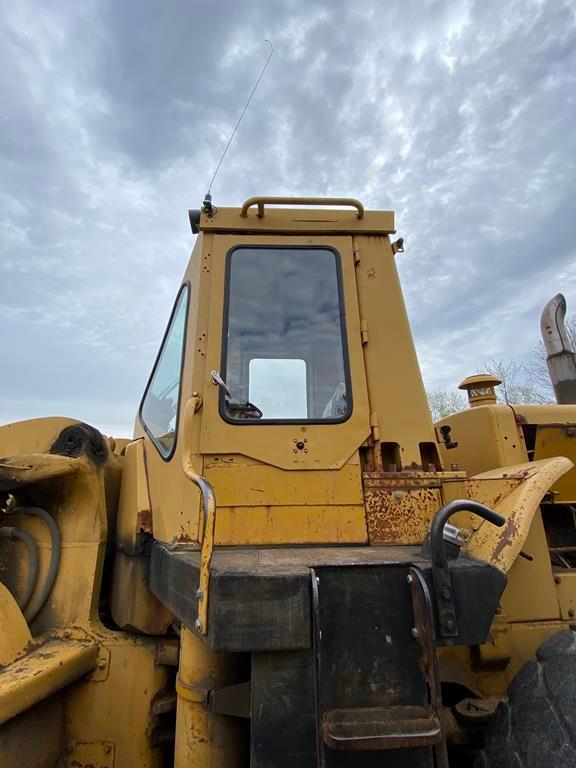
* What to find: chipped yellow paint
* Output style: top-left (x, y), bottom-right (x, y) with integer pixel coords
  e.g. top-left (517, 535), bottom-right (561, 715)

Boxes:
top-left (465, 457), bottom-right (573, 571)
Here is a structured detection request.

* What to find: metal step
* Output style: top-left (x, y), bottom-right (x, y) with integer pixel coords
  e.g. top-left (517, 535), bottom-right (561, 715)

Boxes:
top-left (322, 704), bottom-right (442, 751)
top-left (311, 565), bottom-right (449, 767)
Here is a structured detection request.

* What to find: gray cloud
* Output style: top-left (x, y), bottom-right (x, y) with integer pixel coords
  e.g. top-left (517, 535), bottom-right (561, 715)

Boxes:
top-left (1, 0), bottom-right (575, 434)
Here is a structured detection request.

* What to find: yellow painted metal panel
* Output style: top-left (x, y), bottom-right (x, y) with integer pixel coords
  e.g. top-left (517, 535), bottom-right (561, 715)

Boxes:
top-left (215, 505), bottom-right (368, 545)
top-left (115, 438), bottom-right (152, 550)
top-left (352, 235), bottom-right (437, 467)
top-left (205, 461), bottom-right (363, 507)
top-left (554, 571), bottom-right (576, 621)
top-left (513, 404), bottom-right (576, 424)
top-left (64, 636), bottom-right (172, 768)
top-left (500, 511), bottom-right (561, 621)
top-left (198, 205), bottom-right (395, 236)
top-left (533, 424), bottom-right (576, 502)
top-left (465, 457), bottom-right (573, 572)
top-left (0, 584), bottom-right (32, 667)
top-left (437, 405), bottom-right (528, 477)
top-left (0, 639), bottom-right (98, 725)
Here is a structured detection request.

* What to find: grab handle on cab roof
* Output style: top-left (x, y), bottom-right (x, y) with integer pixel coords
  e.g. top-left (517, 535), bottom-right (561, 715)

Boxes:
top-left (240, 196), bottom-right (365, 220)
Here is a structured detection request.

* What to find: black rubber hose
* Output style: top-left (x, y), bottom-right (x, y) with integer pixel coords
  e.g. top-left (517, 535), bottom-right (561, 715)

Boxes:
top-left (12, 507), bottom-right (61, 624)
top-left (0, 525), bottom-right (39, 610)
top-left (430, 499), bottom-right (505, 569)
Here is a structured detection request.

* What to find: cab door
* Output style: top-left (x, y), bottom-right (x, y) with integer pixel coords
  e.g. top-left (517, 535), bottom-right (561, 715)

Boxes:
top-left (200, 233), bottom-right (371, 545)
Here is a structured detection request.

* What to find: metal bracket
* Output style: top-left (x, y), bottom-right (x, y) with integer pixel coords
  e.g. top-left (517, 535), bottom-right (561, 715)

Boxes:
top-left (175, 674), bottom-right (208, 704)
top-left (429, 500), bottom-right (505, 638)
top-left (208, 681), bottom-right (251, 718)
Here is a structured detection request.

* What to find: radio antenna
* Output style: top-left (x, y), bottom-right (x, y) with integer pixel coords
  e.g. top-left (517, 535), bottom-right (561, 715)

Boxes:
top-left (203, 39), bottom-right (274, 213)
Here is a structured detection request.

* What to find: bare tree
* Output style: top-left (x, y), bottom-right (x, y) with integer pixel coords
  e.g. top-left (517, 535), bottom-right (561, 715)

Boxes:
top-left (427, 388), bottom-right (467, 421)
top-left (479, 359), bottom-right (552, 404)
top-left (426, 312), bottom-right (575, 418)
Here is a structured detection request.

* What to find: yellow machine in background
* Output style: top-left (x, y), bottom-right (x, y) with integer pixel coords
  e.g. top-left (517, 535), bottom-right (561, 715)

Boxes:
top-left (1, 197), bottom-right (575, 767)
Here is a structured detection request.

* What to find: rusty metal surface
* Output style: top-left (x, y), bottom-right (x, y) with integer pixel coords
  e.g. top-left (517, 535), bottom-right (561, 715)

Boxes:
top-left (322, 704), bottom-right (441, 750)
top-left (364, 482), bottom-right (442, 544)
top-left (212, 545), bottom-right (426, 572)
top-left (409, 567), bottom-right (449, 768)
top-left (363, 469), bottom-right (471, 545)
top-left (66, 740), bottom-right (115, 768)
top-left (454, 696), bottom-right (499, 725)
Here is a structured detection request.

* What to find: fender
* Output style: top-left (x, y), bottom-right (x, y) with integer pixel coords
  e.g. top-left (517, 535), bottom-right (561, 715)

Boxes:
top-left (463, 456), bottom-right (573, 572)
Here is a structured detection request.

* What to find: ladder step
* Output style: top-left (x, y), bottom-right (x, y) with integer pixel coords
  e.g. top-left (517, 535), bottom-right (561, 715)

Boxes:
top-left (322, 704), bottom-right (442, 751)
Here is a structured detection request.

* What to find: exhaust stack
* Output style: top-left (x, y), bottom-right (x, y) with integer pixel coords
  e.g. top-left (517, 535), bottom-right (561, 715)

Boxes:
top-left (541, 293), bottom-right (576, 404)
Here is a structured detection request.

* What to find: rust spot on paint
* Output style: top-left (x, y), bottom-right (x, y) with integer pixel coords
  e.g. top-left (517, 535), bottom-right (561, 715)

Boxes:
top-left (137, 507), bottom-right (153, 535)
top-left (363, 471), bottom-right (441, 545)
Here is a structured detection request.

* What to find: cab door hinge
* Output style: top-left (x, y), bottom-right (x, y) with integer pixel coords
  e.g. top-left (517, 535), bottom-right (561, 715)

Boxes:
top-left (360, 320), bottom-right (369, 345)
top-left (370, 413), bottom-right (380, 442)
top-left (353, 248), bottom-right (361, 265)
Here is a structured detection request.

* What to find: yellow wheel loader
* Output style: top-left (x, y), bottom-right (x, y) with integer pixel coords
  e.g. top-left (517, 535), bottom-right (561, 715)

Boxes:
top-left (1, 196), bottom-right (576, 767)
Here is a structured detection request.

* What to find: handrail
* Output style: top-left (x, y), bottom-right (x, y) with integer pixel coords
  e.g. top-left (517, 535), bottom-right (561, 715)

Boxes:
top-left (240, 196), bottom-right (365, 220)
top-left (181, 395), bottom-right (214, 635)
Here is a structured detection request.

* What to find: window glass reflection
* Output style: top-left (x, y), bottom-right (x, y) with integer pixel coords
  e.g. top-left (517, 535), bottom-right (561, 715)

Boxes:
top-left (223, 247), bottom-right (351, 422)
top-left (141, 285), bottom-right (189, 455)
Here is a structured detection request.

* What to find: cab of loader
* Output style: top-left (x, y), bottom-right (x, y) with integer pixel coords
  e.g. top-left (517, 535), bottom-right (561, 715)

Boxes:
top-left (1, 196), bottom-right (575, 768)
top-left (128, 196), bottom-right (443, 555)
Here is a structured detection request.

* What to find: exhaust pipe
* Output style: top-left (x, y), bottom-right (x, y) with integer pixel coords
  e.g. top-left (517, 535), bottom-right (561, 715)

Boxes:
top-left (541, 294), bottom-right (576, 404)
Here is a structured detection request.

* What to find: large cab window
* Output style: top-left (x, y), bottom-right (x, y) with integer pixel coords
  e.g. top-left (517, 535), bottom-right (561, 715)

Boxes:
top-left (140, 284), bottom-right (189, 457)
top-left (221, 246), bottom-right (351, 423)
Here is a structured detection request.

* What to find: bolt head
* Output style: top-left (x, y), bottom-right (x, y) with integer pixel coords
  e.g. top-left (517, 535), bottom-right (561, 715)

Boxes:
top-left (411, 627), bottom-right (419, 638)
top-left (406, 574), bottom-right (413, 584)
top-left (195, 618), bottom-right (202, 631)
top-left (446, 619), bottom-right (455, 631)
top-left (195, 587), bottom-right (204, 599)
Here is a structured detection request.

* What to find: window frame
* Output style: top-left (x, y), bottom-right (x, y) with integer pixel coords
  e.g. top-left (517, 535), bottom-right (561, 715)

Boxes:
top-left (219, 244), bottom-right (353, 426)
top-left (138, 281), bottom-right (190, 460)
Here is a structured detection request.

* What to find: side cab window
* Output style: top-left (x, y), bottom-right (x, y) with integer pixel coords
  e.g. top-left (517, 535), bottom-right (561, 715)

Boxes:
top-left (140, 284), bottom-right (189, 458)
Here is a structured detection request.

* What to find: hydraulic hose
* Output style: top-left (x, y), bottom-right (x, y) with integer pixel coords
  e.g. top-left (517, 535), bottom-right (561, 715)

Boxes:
top-left (0, 525), bottom-right (39, 610)
top-left (12, 507), bottom-right (61, 624)
top-left (23, 507), bottom-right (61, 623)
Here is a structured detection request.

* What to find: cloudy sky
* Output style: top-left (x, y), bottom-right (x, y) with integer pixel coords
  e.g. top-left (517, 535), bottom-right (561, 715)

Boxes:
top-left (2, 0), bottom-right (575, 435)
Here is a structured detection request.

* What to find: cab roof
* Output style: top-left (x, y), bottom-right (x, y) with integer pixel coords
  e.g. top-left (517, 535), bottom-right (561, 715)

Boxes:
top-left (191, 196), bottom-right (395, 236)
